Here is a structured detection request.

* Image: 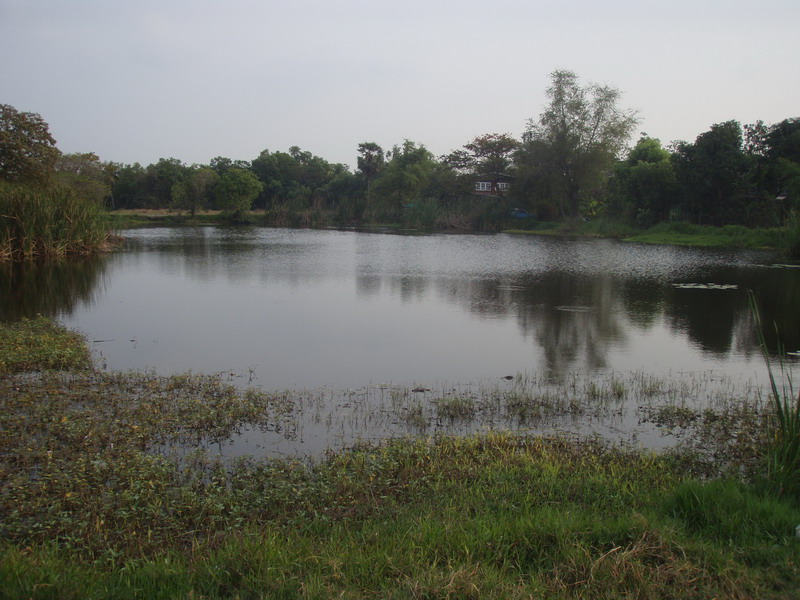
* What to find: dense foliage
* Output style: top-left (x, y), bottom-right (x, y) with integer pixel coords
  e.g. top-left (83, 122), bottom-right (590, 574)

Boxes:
top-left (0, 104), bottom-right (60, 187)
top-left (3, 69), bottom-right (799, 246)
top-left (102, 72), bottom-right (799, 238)
top-left (0, 107), bottom-right (113, 259)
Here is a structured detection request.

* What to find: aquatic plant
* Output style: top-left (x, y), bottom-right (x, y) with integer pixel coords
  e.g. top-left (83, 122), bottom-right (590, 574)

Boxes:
top-left (748, 290), bottom-right (800, 500)
top-left (0, 181), bottom-right (111, 260)
top-left (2, 320), bottom-right (798, 597)
top-left (749, 291), bottom-right (800, 499)
top-left (0, 316), bottom-right (92, 374)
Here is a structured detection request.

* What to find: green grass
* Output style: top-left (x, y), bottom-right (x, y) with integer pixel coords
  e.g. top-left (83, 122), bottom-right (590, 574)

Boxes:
top-left (0, 317), bottom-right (92, 374)
top-left (0, 181), bottom-right (111, 260)
top-left (2, 320), bottom-right (799, 598)
top-left (506, 219), bottom-right (795, 252)
top-left (104, 210), bottom-right (228, 229)
top-left (2, 434), bottom-right (798, 599)
top-left (625, 221), bottom-right (785, 250)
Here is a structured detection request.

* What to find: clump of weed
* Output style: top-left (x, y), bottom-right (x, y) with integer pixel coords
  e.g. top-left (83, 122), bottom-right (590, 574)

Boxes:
top-left (0, 316), bottom-right (92, 374)
top-left (435, 394), bottom-right (476, 421)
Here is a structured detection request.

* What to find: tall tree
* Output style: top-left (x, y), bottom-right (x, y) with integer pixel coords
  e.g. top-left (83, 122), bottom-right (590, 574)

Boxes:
top-left (518, 70), bottom-right (638, 218)
top-left (0, 104), bottom-right (60, 186)
top-left (608, 137), bottom-right (677, 225)
top-left (356, 142), bottom-right (385, 203)
top-left (767, 118), bottom-right (800, 216)
top-left (216, 168), bottom-right (262, 220)
top-left (141, 158), bottom-right (189, 208)
top-left (209, 156), bottom-right (250, 176)
top-left (370, 140), bottom-right (437, 218)
top-left (446, 133), bottom-right (518, 178)
top-left (54, 152), bottom-right (115, 205)
top-left (673, 121), bottom-right (749, 224)
top-left (171, 166), bottom-right (219, 217)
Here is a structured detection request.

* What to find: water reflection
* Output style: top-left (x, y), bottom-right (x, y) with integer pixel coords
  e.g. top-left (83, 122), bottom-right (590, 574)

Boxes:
top-left (3, 227), bottom-right (798, 389)
top-left (0, 257), bottom-right (107, 321)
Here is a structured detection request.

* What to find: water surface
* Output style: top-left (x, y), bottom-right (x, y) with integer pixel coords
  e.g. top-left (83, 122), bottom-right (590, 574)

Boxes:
top-left (3, 227), bottom-right (798, 392)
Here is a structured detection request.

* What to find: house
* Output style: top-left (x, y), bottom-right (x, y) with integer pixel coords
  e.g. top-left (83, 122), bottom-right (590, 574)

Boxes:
top-left (473, 173), bottom-right (512, 196)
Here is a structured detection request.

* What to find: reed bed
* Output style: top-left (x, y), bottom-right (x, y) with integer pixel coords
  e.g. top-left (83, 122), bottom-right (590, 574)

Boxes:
top-left (0, 181), bottom-right (111, 260)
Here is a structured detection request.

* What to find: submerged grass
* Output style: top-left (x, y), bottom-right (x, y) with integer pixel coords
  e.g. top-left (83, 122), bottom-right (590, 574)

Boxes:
top-left (2, 319), bottom-right (799, 598)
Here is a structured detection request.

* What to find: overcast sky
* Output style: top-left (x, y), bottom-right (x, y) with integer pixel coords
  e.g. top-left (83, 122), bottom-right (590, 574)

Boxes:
top-left (2, 0), bottom-right (798, 169)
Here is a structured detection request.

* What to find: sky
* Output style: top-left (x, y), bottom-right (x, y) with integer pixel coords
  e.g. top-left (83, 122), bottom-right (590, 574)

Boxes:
top-left (1, 0), bottom-right (798, 169)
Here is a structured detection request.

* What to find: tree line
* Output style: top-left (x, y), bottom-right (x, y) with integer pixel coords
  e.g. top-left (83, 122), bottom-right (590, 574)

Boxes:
top-left (3, 69), bottom-right (800, 235)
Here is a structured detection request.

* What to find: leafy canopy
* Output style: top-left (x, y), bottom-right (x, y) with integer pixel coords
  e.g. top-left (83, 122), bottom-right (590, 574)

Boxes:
top-left (0, 104), bottom-right (60, 186)
top-left (518, 69), bottom-right (638, 218)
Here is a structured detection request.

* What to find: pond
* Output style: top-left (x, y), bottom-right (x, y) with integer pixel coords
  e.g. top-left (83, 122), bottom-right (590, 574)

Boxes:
top-left (2, 227), bottom-right (799, 456)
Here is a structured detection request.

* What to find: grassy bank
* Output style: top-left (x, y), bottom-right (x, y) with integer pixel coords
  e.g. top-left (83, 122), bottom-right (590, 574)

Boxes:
top-left (624, 221), bottom-right (787, 250)
top-left (508, 219), bottom-right (795, 254)
top-left (109, 207), bottom-right (800, 257)
top-left (104, 209), bottom-right (228, 229)
top-left (1, 319), bottom-right (799, 598)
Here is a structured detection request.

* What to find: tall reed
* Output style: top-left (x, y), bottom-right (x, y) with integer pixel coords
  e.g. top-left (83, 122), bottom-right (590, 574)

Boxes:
top-left (749, 290), bottom-right (800, 499)
top-left (0, 181), bottom-right (110, 260)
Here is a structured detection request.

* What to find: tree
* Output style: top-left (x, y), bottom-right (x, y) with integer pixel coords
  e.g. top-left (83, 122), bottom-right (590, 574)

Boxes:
top-left (673, 121), bottom-right (748, 224)
top-left (446, 133), bottom-right (518, 177)
top-left (370, 140), bottom-right (437, 219)
top-left (216, 168), bottom-right (262, 220)
top-left (251, 147), bottom-right (342, 211)
top-left (0, 104), bottom-right (60, 186)
top-left (209, 156), bottom-right (251, 176)
top-left (766, 118), bottom-right (800, 216)
top-left (109, 163), bottom-right (146, 209)
top-left (608, 137), bottom-right (677, 225)
top-left (54, 152), bottom-right (115, 206)
top-left (356, 142), bottom-right (385, 204)
top-left (518, 70), bottom-right (638, 218)
top-left (141, 158), bottom-right (189, 208)
top-left (171, 166), bottom-right (218, 217)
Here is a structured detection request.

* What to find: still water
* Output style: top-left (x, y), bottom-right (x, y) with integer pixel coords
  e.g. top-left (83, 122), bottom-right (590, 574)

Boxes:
top-left (3, 226), bottom-right (798, 390)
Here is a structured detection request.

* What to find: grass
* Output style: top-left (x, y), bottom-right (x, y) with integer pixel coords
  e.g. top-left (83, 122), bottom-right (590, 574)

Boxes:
top-left (104, 209), bottom-right (228, 229)
top-left (0, 181), bottom-right (112, 260)
top-left (0, 316), bottom-right (92, 375)
top-left (750, 291), bottom-right (800, 501)
top-left (2, 433), bottom-right (798, 599)
top-left (506, 219), bottom-right (795, 253)
top-left (2, 319), bottom-right (799, 598)
top-left (624, 221), bottom-right (785, 250)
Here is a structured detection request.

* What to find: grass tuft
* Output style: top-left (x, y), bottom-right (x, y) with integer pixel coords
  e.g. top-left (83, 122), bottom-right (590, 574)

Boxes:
top-left (0, 317), bottom-right (92, 375)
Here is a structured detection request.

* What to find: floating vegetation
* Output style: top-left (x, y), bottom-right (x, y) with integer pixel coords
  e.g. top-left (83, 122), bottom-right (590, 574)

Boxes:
top-left (3, 320), bottom-right (799, 598)
top-left (0, 316), bottom-right (92, 375)
top-left (671, 282), bottom-right (739, 290)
